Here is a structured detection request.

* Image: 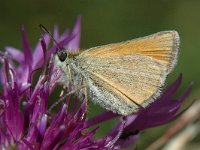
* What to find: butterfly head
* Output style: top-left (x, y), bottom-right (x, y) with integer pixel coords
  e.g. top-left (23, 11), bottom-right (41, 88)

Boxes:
top-left (56, 48), bottom-right (68, 62)
top-left (54, 48), bottom-right (72, 70)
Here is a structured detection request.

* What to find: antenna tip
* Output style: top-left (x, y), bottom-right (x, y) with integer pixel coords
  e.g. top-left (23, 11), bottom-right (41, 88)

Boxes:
top-left (39, 24), bottom-right (45, 30)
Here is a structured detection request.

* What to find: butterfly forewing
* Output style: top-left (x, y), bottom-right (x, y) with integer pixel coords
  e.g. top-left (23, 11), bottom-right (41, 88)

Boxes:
top-left (80, 31), bottom-right (179, 73)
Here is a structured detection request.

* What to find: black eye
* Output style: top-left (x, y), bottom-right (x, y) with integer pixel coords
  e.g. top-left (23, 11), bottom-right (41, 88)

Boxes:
top-left (57, 51), bottom-right (67, 62)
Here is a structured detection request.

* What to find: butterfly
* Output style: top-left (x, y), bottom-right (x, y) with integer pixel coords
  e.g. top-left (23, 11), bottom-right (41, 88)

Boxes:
top-left (41, 25), bottom-right (179, 116)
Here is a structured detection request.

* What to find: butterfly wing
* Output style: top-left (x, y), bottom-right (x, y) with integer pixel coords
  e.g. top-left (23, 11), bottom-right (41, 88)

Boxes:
top-left (80, 31), bottom-right (179, 74)
top-left (77, 31), bottom-right (179, 115)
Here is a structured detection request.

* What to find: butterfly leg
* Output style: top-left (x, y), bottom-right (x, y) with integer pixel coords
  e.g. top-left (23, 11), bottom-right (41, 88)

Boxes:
top-left (66, 64), bottom-right (88, 115)
top-left (59, 85), bottom-right (67, 97)
top-left (82, 81), bottom-right (89, 118)
top-left (48, 84), bottom-right (88, 113)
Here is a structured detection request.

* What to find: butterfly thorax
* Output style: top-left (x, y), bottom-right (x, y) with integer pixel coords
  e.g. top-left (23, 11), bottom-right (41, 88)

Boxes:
top-left (54, 54), bottom-right (84, 90)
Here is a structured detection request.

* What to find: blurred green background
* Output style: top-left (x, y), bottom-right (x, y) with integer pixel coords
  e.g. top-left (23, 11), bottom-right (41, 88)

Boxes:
top-left (0, 0), bottom-right (199, 149)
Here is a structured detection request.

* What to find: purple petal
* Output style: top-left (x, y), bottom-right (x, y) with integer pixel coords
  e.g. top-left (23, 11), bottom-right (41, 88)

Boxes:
top-left (41, 105), bottom-right (67, 149)
top-left (105, 119), bottom-right (125, 148)
top-left (1, 59), bottom-right (8, 87)
top-left (65, 16), bottom-right (81, 53)
top-left (21, 139), bottom-right (35, 150)
top-left (32, 34), bottom-right (50, 70)
top-left (86, 111), bottom-right (119, 128)
top-left (63, 127), bottom-right (99, 148)
top-left (177, 82), bottom-right (193, 102)
top-left (22, 101), bottom-right (33, 132)
top-left (25, 125), bottom-right (40, 144)
top-left (53, 24), bottom-right (59, 40)
top-left (39, 114), bottom-right (47, 137)
top-left (42, 125), bottom-right (65, 149)
top-left (29, 75), bottom-right (46, 103)
top-left (20, 83), bottom-right (31, 94)
top-left (16, 65), bottom-right (29, 85)
top-left (0, 98), bottom-right (5, 116)
top-left (30, 88), bottom-right (47, 124)
top-left (4, 96), bottom-right (24, 141)
top-left (6, 46), bottom-right (24, 63)
top-left (21, 25), bottom-right (33, 69)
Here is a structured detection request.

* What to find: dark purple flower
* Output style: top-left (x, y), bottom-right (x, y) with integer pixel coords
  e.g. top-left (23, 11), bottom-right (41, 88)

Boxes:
top-left (0, 17), bottom-right (192, 150)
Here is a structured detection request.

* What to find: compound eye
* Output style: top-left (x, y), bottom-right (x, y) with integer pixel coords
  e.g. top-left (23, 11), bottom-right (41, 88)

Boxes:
top-left (57, 51), bottom-right (67, 62)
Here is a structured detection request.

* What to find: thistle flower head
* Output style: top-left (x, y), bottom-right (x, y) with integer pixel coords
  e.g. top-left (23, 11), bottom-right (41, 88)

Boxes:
top-left (0, 17), bottom-right (192, 149)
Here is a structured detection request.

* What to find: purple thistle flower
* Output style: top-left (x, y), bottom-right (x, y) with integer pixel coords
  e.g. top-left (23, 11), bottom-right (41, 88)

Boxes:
top-left (0, 17), bottom-right (192, 149)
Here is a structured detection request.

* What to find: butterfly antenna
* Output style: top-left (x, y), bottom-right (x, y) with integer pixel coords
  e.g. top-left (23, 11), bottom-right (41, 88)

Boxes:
top-left (39, 24), bottom-right (62, 50)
